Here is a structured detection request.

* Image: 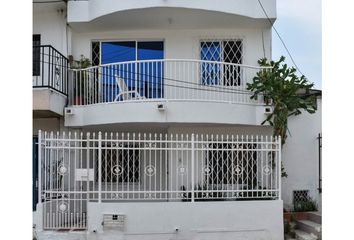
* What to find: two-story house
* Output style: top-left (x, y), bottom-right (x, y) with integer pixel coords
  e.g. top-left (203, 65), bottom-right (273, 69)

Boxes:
top-left (33, 1), bottom-right (321, 239)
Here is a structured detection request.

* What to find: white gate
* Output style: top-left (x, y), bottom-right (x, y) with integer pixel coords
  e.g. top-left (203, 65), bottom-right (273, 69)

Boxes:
top-left (38, 131), bottom-right (96, 230)
top-left (38, 131), bottom-right (281, 230)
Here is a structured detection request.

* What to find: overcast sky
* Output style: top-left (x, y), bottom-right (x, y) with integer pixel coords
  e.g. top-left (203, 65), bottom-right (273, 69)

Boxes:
top-left (271, 0), bottom-right (322, 89)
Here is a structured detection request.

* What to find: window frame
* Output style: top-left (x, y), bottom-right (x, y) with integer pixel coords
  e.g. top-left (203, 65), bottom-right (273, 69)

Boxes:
top-left (200, 38), bottom-right (243, 86)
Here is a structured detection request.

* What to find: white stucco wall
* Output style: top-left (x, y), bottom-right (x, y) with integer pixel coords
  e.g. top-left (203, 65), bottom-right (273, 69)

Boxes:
top-left (64, 101), bottom-right (272, 127)
top-left (71, 27), bottom-right (271, 66)
top-left (33, 4), bottom-right (70, 56)
top-left (87, 201), bottom-right (283, 240)
top-left (33, 118), bottom-right (62, 135)
top-left (33, 89), bottom-right (67, 116)
top-left (68, 0), bottom-right (276, 23)
top-left (281, 98), bottom-right (322, 210)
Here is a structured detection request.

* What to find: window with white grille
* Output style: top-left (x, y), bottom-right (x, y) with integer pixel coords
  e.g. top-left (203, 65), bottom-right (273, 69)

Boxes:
top-left (205, 143), bottom-right (257, 186)
top-left (293, 190), bottom-right (309, 205)
top-left (96, 144), bottom-right (140, 183)
top-left (200, 39), bottom-right (243, 86)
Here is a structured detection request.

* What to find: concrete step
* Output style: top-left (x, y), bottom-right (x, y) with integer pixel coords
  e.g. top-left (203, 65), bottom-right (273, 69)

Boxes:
top-left (307, 212), bottom-right (321, 224)
top-left (296, 219), bottom-right (321, 238)
top-left (294, 230), bottom-right (318, 240)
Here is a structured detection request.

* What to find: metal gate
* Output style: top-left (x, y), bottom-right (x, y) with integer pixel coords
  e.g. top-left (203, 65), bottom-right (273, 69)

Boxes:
top-left (38, 131), bottom-right (96, 230)
top-left (38, 131), bottom-right (281, 230)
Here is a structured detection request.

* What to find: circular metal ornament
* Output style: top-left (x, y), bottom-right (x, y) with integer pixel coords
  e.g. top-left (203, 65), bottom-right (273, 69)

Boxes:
top-left (263, 165), bottom-right (271, 175)
top-left (58, 164), bottom-right (68, 175)
top-left (234, 166), bottom-right (243, 176)
top-left (204, 167), bottom-right (211, 175)
top-left (112, 165), bottom-right (123, 176)
top-left (58, 202), bottom-right (68, 212)
top-left (144, 165), bottom-right (156, 177)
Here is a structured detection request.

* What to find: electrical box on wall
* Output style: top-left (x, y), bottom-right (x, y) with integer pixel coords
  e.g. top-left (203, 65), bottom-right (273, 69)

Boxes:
top-left (264, 106), bottom-right (273, 114)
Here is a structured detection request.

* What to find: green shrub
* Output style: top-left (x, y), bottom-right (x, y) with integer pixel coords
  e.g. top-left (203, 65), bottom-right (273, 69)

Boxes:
top-left (294, 197), bottom-right (318, 212)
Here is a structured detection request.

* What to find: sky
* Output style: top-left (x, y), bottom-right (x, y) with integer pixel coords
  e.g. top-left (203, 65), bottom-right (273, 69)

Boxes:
top-left (271, 0), bottom-right (322, 89)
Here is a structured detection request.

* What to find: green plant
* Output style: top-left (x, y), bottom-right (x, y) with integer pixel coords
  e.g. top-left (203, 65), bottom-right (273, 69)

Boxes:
top-left (71, 55), bottom-right (96, 104)
top-left (294, 197), bottom-right (318, 212)
top-left (284, 221), bottom-right (290, 234)
top-left (71, 54), bottom-right (91, 69)
top-left (247, 56), bottom-right (317, 177)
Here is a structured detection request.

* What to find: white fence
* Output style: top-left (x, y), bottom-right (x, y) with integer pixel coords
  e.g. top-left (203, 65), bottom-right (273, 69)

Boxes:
top-left (38, 131), bottom-right (281, 229)
top-left (68, 59), bottom-right (269, 106)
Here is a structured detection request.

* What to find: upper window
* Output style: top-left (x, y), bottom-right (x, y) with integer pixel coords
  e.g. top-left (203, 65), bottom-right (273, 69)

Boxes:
top-left (33, 34), bottom-right (41, 76)
top-left (91, 40), bottom-right (164, 101)
top-left (200, 39), bottom-right (243, 86)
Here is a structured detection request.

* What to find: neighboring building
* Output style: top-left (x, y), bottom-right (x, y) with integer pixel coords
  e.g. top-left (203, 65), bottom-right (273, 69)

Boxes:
top-left (32, 1), bottom-right (321, 239)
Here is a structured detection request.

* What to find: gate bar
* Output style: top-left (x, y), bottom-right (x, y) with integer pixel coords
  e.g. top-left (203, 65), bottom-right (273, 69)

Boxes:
top-left (38, 130), bottom-right (42, 207)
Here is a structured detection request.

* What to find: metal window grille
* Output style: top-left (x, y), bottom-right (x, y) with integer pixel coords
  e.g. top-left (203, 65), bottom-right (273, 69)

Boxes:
top-left (293, 190), bottom-right (309, 205)
top-left (206, 143), bottom-right (257, 186)
top-left (96, 143), bottom-right (140, 183)
top-left (200, 39), bottom-right (243, 86)
top-left (91, 41), bottom-right (100, 66)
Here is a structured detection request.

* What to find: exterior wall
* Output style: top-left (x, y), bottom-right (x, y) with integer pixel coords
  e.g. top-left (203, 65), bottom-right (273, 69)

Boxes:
top-left (33, 4), bottom-right (70, 56)
top-left (281, 98), bottom-right (322, 210)
top-left (33, 118), bottom-right (62, 135)
top-left (87, 201), bottom-right (283, 240)
top-left (64, 102), bottom-right (272, 127)
top-left (71, 27), bottom-right (271, 67)
top-left (68, 0), bottom-right (276, 23)
top-left (33, 89), bottom-right (67, 116)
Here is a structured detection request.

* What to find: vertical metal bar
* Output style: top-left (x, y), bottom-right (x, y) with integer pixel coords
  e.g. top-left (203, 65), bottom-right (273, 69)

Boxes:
top-left (278, 136), bottom-right (282, 200)
top-left (318, 133), bottom-right (322, 193)
top-left (191, 134), bottom-right (195, 202)
top-left (49, 47), bottom-right (52, 88)
top-left (38, 130), bottom-right (42, 211)
top-left (98, 132), bottom-right (102, 203)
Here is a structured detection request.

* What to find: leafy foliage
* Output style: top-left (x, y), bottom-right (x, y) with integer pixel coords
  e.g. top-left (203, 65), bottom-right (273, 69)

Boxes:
top-left (294, 196), bottom-right (318, 212)
top-left (71, 55), bottom-right (91, 69)
top-left (247, 56), bottom-right (318, 176)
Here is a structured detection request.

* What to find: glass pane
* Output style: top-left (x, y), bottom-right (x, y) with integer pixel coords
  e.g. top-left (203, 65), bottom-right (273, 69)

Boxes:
top-left (200, 41), bottom-right (221, 85)
top-left (223, 40), bottom-right (242, 86)
top-left (137, 41), bottom-right (164, 98)
top-left (101, 41), bottom-right (136, 102)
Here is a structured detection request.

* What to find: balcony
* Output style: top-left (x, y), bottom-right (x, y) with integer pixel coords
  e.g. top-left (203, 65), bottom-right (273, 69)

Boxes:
top-left (65, 60), bottom-right (271, 127)
top-left (33, 45), bottom-right (69, 118)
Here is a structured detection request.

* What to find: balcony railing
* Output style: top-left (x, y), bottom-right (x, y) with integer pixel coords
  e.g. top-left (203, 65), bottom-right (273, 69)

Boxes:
top-left (33, 45), bottom-right (69, 96)
top-left (68, 59), bottom-right (269, 106)
top-left (38, 130), bottom-right (281, 229)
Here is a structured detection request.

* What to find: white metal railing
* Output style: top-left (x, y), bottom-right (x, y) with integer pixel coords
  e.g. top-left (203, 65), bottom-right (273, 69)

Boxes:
top-left (39, 130), bottom-right (281, 229)
top-left (68, 59), bottom-right (269, 106)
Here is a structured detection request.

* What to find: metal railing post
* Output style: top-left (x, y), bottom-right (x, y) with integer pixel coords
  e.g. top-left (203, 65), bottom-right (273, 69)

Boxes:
top-left (191, 134), bottom-right (195, 202)
top-left (38, 130), bottom-right (42, 206)
top-left (98, 132), bottom-right (102, 203)
top-left (278, 136), bottom-right (282, 200)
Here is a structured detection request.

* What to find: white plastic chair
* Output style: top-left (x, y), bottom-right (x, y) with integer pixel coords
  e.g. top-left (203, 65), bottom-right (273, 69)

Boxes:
top-left (114, 76), bottom-right (144, 101)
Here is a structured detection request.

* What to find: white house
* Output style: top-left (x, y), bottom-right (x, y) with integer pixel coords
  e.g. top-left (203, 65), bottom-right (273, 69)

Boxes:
top-left (32, 1), bottom-right (321, 239)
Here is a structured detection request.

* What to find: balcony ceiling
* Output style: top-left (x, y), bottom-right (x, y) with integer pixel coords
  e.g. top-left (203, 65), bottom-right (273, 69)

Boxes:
top-left (69, 7), bottom-right (274, 32)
